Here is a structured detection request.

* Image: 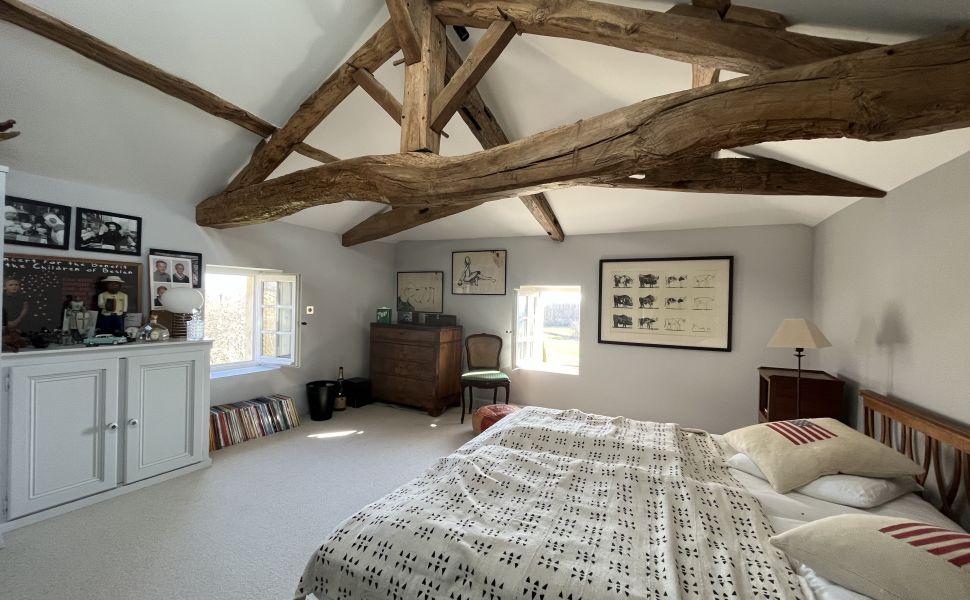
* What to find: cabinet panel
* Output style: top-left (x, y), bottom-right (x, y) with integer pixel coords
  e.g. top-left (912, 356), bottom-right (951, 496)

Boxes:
top-left (124, 351), bottom-right (205, 483)
top-left (8, 359), bottom-right (119, 519)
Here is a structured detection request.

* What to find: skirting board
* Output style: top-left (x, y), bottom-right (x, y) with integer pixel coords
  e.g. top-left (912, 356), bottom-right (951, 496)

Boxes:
top-left (0, 458), bottom-right (212, 540)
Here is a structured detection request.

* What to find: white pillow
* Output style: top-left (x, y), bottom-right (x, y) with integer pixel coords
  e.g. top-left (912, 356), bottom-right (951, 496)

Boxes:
top-left (770, 515), bottom-right (970, 600)
top-left (724, 418), bottom-right (923, 492)
top-left (727, 453), bottom-right (922, 508)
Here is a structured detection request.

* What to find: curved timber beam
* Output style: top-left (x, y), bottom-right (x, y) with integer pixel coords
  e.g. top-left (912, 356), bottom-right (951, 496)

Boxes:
top-left (429, 0), bottom-right (878, 74)
top-left (197, 29), bottom-right (970, 228)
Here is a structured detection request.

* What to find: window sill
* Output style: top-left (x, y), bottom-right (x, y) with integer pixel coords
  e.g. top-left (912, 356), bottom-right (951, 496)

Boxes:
top-left (210, 364), bottom-right (280, 380)
top-left (514, 364), bottom-right (579, 376)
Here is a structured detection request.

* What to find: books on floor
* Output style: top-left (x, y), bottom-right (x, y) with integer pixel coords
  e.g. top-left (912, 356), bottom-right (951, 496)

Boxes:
top-left (209, 394), bottom-right (301, 451)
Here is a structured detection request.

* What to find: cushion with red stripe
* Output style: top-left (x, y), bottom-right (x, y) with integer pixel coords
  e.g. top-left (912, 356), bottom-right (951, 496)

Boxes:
top-left (771, 514), bottom-right (970, 600)
top-left (724, 418), bottom-right (922, 492)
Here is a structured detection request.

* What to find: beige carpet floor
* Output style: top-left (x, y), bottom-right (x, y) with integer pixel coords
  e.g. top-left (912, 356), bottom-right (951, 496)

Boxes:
top-left (0, 403), bottom-right (475, 600)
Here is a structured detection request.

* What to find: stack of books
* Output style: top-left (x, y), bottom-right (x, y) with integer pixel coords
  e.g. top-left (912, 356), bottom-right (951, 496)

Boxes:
top-left (209, 394), bottom-right (301, 451)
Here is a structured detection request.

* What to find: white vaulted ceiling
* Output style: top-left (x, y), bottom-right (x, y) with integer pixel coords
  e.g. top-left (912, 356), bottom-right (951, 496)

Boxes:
top-left (1, 0), bottom-right (969, 242)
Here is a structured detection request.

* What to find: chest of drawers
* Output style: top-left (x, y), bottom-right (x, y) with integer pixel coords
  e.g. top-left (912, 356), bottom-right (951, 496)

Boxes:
top-left (369, 323), bottom-right (462, 416)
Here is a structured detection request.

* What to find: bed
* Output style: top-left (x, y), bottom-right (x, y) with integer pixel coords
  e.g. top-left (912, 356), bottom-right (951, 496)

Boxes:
top-left (294, 390), bottom-right (970, 600)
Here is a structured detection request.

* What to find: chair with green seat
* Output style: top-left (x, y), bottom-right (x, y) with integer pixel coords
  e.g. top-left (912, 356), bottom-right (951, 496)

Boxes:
top-left (460, 333), bottom-right (510, 423)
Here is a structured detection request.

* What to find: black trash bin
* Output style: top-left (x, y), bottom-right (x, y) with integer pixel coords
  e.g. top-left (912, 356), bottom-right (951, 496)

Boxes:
top-left (306, 380), bottom-right (337, 421)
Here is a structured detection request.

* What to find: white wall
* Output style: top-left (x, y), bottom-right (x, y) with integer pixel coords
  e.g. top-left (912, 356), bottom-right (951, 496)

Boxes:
top-left (3, 169), bottom-right (395, 412)
top-left (396, 225), bottom-right (814, 433)
top-left (813, 151), bottom-right (970, 425)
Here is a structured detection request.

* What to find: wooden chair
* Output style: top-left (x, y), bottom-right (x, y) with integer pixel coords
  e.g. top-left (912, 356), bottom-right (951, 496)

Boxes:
top-left (460, 333), bottom-right (510, 423)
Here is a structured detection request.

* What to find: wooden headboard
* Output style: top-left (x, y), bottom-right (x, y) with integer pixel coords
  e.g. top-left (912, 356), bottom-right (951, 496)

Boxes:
top-left (862, 389), bottom-right (970, 520)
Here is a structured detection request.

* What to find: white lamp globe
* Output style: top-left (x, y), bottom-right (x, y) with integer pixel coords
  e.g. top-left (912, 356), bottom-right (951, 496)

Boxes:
top-left (160, 288), bottom-right (204, 313)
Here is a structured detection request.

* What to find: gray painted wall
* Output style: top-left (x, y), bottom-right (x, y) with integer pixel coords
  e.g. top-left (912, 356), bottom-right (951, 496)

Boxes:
top-left (813, 151), bottom-right (970, 425)
top-left (3, 169), bottom-right (395, 413)
top-left (396, 225), bottom-right (814, 433)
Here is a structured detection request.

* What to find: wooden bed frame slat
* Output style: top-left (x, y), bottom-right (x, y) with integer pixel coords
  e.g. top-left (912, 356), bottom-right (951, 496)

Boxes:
top-left (862, 389), bottom-right (970, 519)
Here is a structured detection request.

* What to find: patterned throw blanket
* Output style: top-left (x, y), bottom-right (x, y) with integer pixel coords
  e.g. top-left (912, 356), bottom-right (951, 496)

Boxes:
top-left (295, 408), bottom-right (805, 600)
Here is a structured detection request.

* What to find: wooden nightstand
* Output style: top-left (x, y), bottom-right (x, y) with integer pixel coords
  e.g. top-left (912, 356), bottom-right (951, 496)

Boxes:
top-left (758, 366), bottom-right (845, 423)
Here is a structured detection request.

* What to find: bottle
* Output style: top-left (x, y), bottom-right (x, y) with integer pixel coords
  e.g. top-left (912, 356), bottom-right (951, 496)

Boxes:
top-left (334, 366), bottom-right (347, 411)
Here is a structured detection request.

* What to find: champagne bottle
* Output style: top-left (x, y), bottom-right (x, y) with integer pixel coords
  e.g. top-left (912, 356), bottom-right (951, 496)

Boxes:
top-left (334, 366), bottom-right (347, 411)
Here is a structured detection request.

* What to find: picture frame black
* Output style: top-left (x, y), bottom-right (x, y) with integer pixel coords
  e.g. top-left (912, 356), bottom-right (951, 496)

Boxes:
top-left (148, 248), bottom-right (203, 289)
top-left (3, 196), bottom-right (72, 250)
top-left (74, 207), bottom-right (142, 256)
top-left (396, 271), bottom-right (444, 314)
top-left (452, 249), bottom-right (507, 295)
top-left (597, 256), bottom-right (733, 352)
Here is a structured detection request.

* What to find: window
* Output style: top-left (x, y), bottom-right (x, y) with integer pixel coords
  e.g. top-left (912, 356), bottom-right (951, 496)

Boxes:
top-left (514, 286), bottom-right (581, 374)
top-left (204, 266), bottom-right (300, 372)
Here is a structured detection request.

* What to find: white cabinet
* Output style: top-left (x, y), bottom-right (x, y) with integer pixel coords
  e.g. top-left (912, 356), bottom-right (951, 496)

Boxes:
top-left (8, 358), bottom-right (120, 518)
top-left (2, 341), bottom-right (211, 525)
top-left (123, 350), bottom-right (205, 483)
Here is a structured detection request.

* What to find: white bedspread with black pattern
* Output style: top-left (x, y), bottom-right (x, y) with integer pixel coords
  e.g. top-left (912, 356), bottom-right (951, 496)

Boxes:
top-left (295, 407), bottom-right (805, 600)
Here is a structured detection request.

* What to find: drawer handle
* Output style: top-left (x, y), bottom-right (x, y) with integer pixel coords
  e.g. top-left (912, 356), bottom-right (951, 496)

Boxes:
top-left (128, 419), bottom-right (139, 427)
top-left (107, 422), bottom-right (119, 431)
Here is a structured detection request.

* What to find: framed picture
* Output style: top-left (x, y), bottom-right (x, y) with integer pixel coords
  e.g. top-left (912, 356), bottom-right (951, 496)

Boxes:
top-left (2, 253), bottom-right (142, 334)
top-left (148, 249), bottom-right (202, 289)
top-left (598, 256), bottom-right (733, 351)
top-left (3, 196), bottom-right (71, 250)
top-left (452, 250), bottom-right (507, 295)
top-left (397, 271), bottom-right (443, 314)
top-left (75, 208), bottom-right (141, 256)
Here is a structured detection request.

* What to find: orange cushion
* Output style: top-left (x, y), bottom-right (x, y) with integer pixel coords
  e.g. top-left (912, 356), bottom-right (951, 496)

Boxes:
top-left (472, 404), bottom-right (520, 434)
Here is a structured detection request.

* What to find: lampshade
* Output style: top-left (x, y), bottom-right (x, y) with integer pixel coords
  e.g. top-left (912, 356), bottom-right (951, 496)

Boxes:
top-left (767, 318), bottom-right (831, 349)
top-left (160, 287), bottom-right (204, 314)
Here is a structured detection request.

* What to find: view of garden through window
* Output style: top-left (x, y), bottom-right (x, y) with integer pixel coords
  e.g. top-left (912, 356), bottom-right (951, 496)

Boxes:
top-left (205, 272), bottom-right (254, 365)
top-left (516, 287), bottom-right (581, 373)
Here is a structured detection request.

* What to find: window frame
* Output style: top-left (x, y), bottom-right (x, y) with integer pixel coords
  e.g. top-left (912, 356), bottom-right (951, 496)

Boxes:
top-left (205, 265), bottom-right (301, 374)
top-left (513, 285), bottom-right (581, 376)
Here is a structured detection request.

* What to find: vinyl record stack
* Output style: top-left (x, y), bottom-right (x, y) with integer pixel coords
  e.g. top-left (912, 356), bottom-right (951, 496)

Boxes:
top-left (209, 394), bottom-right (301, 451)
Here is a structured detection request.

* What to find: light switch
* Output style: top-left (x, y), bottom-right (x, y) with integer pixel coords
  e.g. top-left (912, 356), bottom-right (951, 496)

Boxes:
top-left (306, 305), bottom-right (315, 315)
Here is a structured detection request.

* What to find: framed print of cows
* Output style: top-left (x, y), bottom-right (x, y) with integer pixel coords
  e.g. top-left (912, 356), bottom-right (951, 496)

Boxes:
top-left (598, 256), bottom-right (733, 351)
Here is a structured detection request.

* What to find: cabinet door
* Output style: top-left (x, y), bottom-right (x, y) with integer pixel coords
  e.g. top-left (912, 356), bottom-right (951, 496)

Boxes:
top-left (8, 358), bottom-right (120, 519)
top-left (124, 351), bottom-right (205, 483)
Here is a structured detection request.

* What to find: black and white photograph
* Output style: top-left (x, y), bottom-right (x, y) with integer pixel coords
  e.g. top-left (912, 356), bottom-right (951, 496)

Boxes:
top-left (75, 208), bottom-right (141, 255)
top-left (452, 250), bottom-right (507, 295)
top-left (148, 249), bottom-right (203, 288)
top-left (3, 196), bottom-right (71, 250)
top-left (599, 256), bottom-right (733, 351)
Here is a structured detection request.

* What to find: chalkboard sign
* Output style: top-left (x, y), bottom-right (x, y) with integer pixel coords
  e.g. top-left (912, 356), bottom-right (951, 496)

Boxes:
top-left (3, 253), bottom-right (143, 333)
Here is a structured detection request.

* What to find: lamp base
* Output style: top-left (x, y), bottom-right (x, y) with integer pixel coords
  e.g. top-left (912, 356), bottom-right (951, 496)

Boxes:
top-left (170, 313), bottom-right (189, 338)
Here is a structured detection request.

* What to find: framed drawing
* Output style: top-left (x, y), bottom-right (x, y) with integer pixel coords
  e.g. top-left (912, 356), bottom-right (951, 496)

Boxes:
top-left (598, 256), bottom-right (733, 351)
top-left (397, 271), bottom-right (444, 314)
top-left (452, 250), bottom-right (507, 295)
top-left (2, 253), bottom-right (142, 334)
top-left (75, 208), bottom-right (142, 256)
top-left (3, 196), bottom-right (71, 250)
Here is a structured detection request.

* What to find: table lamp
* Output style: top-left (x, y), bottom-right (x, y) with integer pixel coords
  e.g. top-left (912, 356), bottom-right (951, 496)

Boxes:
top-left (160, 288), bottom-right (204, 339)
top-left (767, 318), bottom-right (831, 418)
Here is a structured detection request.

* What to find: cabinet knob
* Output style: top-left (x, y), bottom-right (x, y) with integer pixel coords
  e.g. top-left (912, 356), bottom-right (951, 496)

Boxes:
top-left (128, 419), bottom-right (139, 427)
top-left (107, 422), bottom-right (119, 430)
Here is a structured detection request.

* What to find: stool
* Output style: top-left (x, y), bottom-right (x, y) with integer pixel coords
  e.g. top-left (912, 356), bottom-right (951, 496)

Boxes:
top-left (472, 404), bottom-right (521, 434)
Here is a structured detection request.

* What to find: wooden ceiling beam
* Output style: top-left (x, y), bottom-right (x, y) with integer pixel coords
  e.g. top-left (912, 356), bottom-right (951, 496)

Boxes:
top-left (429, 0), bottom-right (877, 74)
top-left (724, 5), bottom-right (790, 30)
top-left (351, 67), bottom-right (404, 125)
top-left (0, 131), bottom-right (20, 142)
top-left (197, 29), bottom-right (970, 228)
top-left (667, 4), bottom-right (724, 87)
top-left (596, 158), bottom-right (885, 197)
top-left (341, 39), bottom-right (564, 245)
top-left (385, 0), bottom-right (422, 65)
top-left (0, 0), bottom-right (277, 138)
top-left (294, 143), bottom-right (339, 164)
top-left (400, 0), bottom-right (446, 152)
top-left (430, 20), bottom-right (516, 132)
top-left (224, 21), bottom-right (399, 191)
top-left (692, 0), bottom-right (732, 18)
